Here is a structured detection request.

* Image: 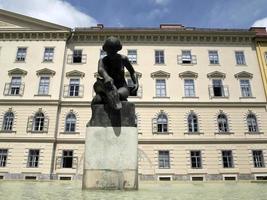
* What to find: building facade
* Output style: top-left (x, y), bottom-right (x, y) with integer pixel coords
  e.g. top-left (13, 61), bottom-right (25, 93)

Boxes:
top-left (1, 9), bottom-right (267, 181)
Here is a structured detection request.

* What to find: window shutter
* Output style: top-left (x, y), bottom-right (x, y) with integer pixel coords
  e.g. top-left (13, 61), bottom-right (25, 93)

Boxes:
top-left (223, 86), bottom-right (229, 97)
top-left (177, 55), bottom-right (182, 64)
top-left (152, 118), bottom-right (157, 133)
top-left (63, 85), bottom-right (68, 97)
top-left (72, 157), bottom-right (78, 169)
top-left (56, 156), bottom-right (61, 169)
top-left (44, 117), bottom-right (49, 132)
top-left (19, 84), bottom-right (24, 96)
top-left (82, 54), bottom-right (87, 63)
top-left (80, 85), bottom-right (84, 97)
top-left (192, 55), bottom-right (197, 64)
top-left (4, 84), bottom-right (9, 95)
top-left (209, 87), bottom-right (214, 98)
top-left (137, 85), bottom-right (143, 97)
top-left (27, 116), bottom-right (33, 132)
top-left (67, 55), bottom-right (72, 64)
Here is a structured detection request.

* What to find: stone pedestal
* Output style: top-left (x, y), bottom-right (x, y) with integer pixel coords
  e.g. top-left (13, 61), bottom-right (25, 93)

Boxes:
top-left (82, 102), bottom-right (138, 190)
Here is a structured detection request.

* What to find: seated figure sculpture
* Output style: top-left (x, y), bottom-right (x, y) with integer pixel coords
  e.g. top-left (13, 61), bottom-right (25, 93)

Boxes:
top-left (92, 36), bottom-right (139, 110)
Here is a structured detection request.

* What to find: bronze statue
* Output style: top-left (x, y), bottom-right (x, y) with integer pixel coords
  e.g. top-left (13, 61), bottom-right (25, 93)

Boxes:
top-left (92, 37), bottom-right (139, 110)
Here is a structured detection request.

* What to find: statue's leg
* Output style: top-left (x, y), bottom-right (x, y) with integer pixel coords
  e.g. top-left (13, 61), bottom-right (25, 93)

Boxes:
top-left (118, 87), bottom-right (129, 101)
top-left (92, 80), bottom-right (106, 105)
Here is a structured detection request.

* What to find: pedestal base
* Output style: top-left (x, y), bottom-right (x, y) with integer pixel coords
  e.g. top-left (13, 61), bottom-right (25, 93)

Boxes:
top-left (83, 102), bottom-right (138, 190)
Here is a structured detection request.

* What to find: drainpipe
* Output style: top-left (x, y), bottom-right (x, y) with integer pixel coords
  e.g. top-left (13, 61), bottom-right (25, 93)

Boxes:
top-left (50, 31), bottom-right (74, 179)
top-left (256, 41), bottom-right (267, 102)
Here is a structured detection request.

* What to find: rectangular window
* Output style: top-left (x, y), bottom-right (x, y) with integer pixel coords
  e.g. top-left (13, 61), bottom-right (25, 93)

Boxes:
top-left (100, 49), bottom-right (107, 59)
top-left (182, 50), bottom-right (192, 64)
top-left (253, 150), bottom-right (265, 168)
top-left (10, 77), bottom-right (22, 95)
top-left (38, 77), bottom-right (50, 95)
top-left (235, 51), bottom-right (246, 65)
top-left (0, 149), bottom-right (8, 167)
top-left (43, 47), bottom-right (54, 62)
top-left (158, 150), bottom-right (170, 169)
top-left (69, 79), bottom-right (80, 97)
top-left (240, 79), bottom-right (252, 97)
top-left (73, 49), bottom-right (82, 63)
top-left (155, 50), bottom-right (164, 64)
top-left (209, 50), bottom-right (219, 64)
top-left (62, 150), bottom-right (73, 168)
top-left (27, 149), bottom-right (40, 168)
top-left (222, 150), bottom-right (234, 168)
top-left (264, 52), bottom-right (267, 64)
top-left (212, 79), bottom-right (224, 97)
top-left (128, 50), bottom-right (137, 64)
top-left (184, 79), bottom-right (195, 97)
top-left (191, 151), bottom-right (202, 169)
top-left (16, 47), bottom-right (27, 61)
top-left (156, 79), bottom-right (166, 97)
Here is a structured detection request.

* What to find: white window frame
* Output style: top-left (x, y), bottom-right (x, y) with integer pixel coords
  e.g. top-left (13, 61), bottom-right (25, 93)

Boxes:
top-left (235, 51), bottom-right (246, 65)
top-left (155, 50), bottom-right (165, 64)
top-left (43, 47), bottom-right (54, 62)
top-left (38, 76), bottom-right (50, 95)
top-left (208, 50), bottom-right (219, 64)
top-left (184, 79), bottom-right (195, 97)
top-left (127, 49), bottom-right (137, 64)
top-left (155, 79), bottom-right (166, 97)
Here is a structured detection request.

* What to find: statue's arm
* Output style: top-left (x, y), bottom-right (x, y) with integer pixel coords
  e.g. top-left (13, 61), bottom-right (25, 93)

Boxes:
top-left (123, 56), bottom-right (139, 92)
top-left (98, 59), bottom-right (112, 83)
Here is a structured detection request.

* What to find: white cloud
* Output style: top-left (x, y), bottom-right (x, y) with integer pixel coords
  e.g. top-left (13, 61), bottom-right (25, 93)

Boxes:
top-left (252, 17), bottom-right (267, 28)
top-left (0, 0), bottom-right (97, 28)
top-left (151, 0), bottom-right (170, 6)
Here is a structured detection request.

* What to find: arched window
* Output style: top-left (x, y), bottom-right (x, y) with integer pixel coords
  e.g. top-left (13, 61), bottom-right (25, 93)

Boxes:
top-left (188, 113), bottom-right (198, 133)
top-left (2, 112), bottom-right (14, 131)
top-left (247, 113), bottom-right (258, 132)
top-left (33, 112), bottom-right (45, 132)
top-left (65, 113), bottom-right (76, 132)
top-left (217, 113), bottom-right (229, 132)
top-left (157, 113), bottom-right (168, 133)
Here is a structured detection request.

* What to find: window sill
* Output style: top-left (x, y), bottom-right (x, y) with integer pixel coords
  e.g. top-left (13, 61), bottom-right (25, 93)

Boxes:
top-left (60, 132), bottom-right (80, 134)
top-left (154, 63), bottom-right (166, 66)
top-left (153, 96), bottom-right (170, 99)
top-left (182, 96), bottom-right (199, 99)
top-left (235, 64), bottom-right (247, 66)
top-left (0, 130), bottom-right (16, 133)
top-left (214, 132), bottom-right (234, 135)
top-left (153, 132), bottom-right (173, 135)
top-left (14, 60), bottom-right (26, 63)
top-left (210, 96), bottom-right (229, 99)
top-left (245, 132), bottom-right (264, 135)
top-left (239, 96), bottom-right (256, 99)
top-left (69, 62), bottom-right (86, 65)
top-left (28, 131), bottom-right (48, 134)
top-left (64, 96), bottom-right (83, 98)
top-left (128, 96), bottom-right (142, 99)
top-left (42, 60), bottom-right (54, 63)
top-left (34, 94), bottom-right (51, 97)
top-left (184, 132), bottom-right (204, 135)
top-left (4, 94), bottom-right (23, 97)
top-left (179, 63), bottom-right (196, 66)
top-left (208, 64), bottom-right (220, 66)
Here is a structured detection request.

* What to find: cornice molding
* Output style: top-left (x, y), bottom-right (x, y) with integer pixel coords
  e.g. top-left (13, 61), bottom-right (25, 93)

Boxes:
top-left (70, 31), bottom-right (254, 45)
top-left (0, 31), bottom-right (70, 41)
top-left (179, 71), bottom-right (198, 78)
top-left (234, 71), bottom-right (253, 79)
top-left (207, 71), bottom-right (226, 79)
top-left (36, 68), bottom-right (56, 76)
top-left (151, 70), bottom-right (170, 78)
top-left (8, 68), bottom-right (27, 76)
top-left (66, 70), bottom-right (85, 78)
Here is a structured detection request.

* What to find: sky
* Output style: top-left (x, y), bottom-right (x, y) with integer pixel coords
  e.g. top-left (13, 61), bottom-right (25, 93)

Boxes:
top-left (0, 0), bottom-right (267, 29)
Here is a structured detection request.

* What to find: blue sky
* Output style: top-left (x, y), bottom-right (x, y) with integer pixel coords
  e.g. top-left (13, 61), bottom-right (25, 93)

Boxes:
top-left (0, 0), bottom-right (267, 28)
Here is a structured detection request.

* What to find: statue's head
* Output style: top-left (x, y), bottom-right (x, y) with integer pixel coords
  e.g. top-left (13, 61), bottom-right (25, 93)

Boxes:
top-left (102, 36), bottom-right (122, 53)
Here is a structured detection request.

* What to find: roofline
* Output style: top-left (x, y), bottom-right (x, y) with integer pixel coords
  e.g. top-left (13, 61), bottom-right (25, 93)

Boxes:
top-left (0, 9), bottom-right (71, 31)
